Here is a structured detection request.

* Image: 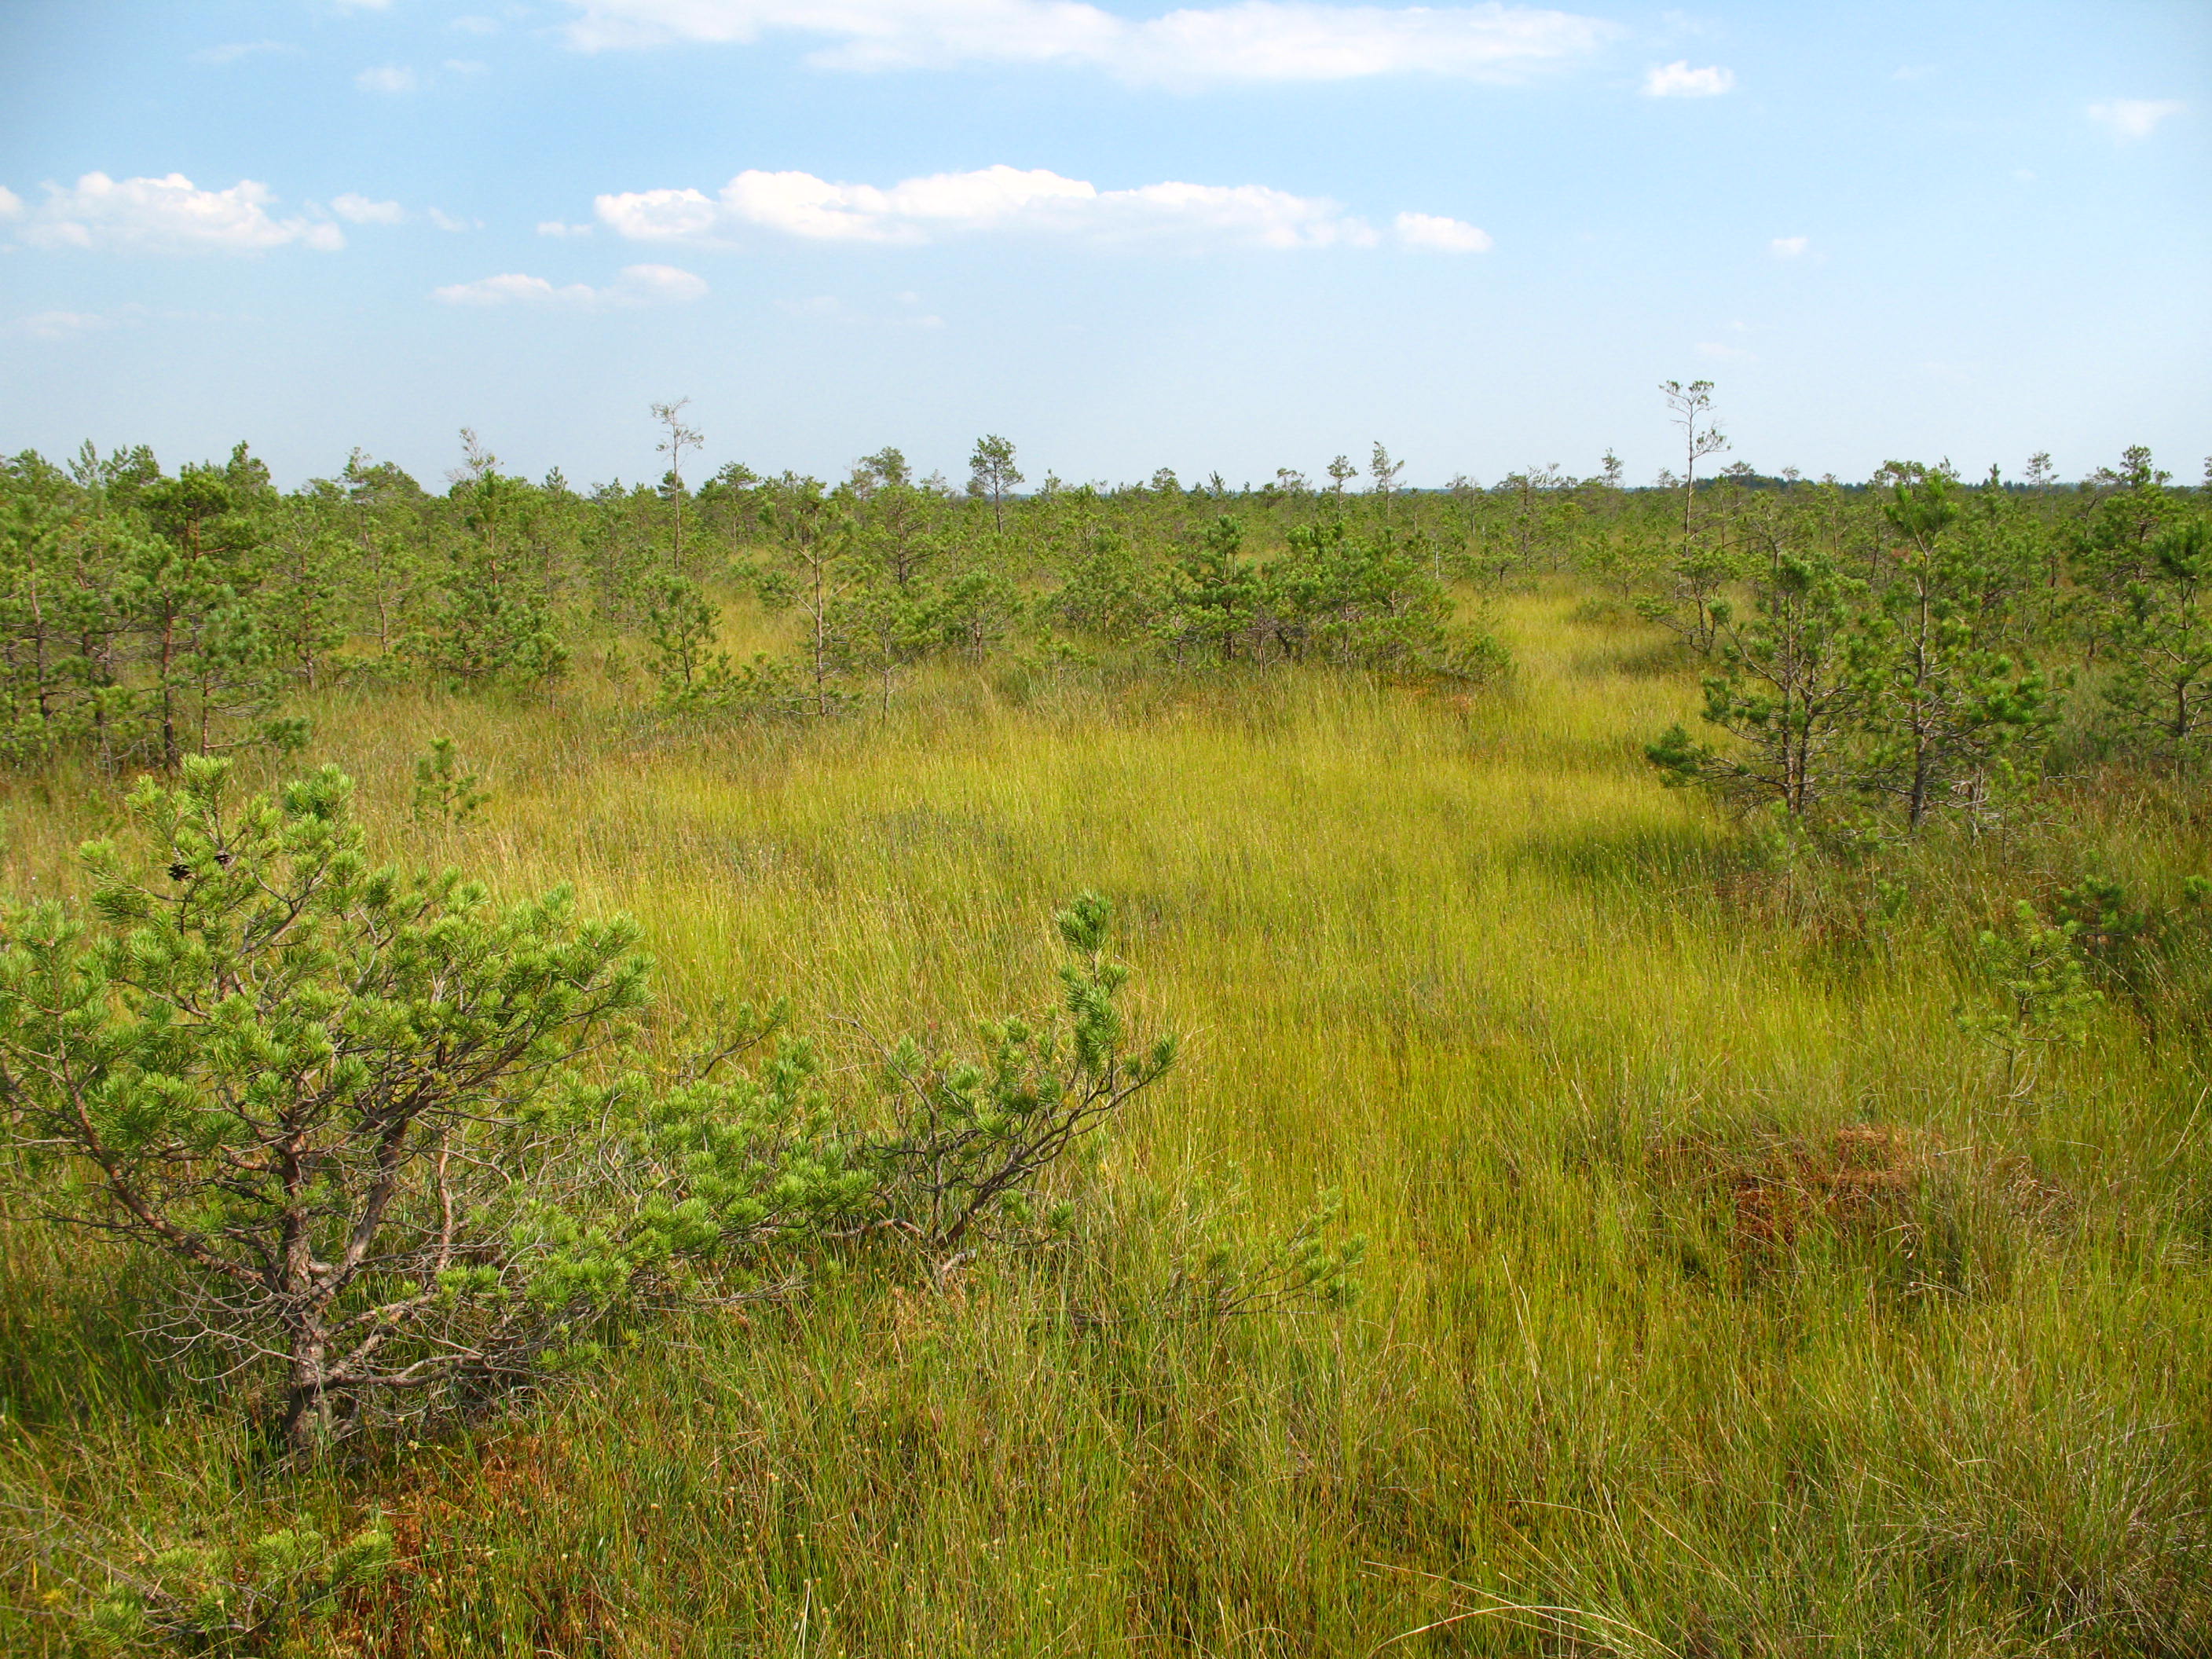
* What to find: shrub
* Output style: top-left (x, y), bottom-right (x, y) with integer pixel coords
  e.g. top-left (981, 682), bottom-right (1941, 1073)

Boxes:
top-left (862, 892), bottom-right (1178, 1276)
top-left (0, 759), bottom-right (854, 1452)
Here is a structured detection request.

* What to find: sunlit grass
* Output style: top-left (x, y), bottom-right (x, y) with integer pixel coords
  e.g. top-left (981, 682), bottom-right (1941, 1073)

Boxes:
top-left (3, 589), bottom-right (2207, 1655)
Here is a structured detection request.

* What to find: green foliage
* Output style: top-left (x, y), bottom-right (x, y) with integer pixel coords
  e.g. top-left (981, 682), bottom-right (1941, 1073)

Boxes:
top-left (408, 735), bottom-right (487, 827)
top-left (865, 892), bottom-right (1178, 1270)
top-left (1634, 536), bottom-right (1744, 654)
top-left (1649, 468), bottom-right (2079, 830)
top-left (83, 1518), bottom-right (392, 1654)
top-left (1151, 1178), bottom-right (1366, 1320)
top-left (966, 434), bottom-right (1024, 533)
top-left (2100, 515), bottom-right (2212, 766)
top-left (1646, 540), bottom-right (1862, 816)
top-left (640, 575), bottom-right (825, 718)
top-left (932, 559), bottom-right (1026, 666)
top-left (0, 760), bottom-right (842, 1449)
top-left (1270, 520), bottom-right (1503, 679)
top-left (643, 576), bottom-right (722, 701)
top-left (2054, 871), bottom-right (2212, 1039)
top-left (1954, 901), bottom-right (2102, 1099)
top-left (1155, 515), bottom-right (1260, 665)
top-left (1854, 474), bottom-right (2056, 826)
top-left (1149, 515), bottom-right (1508, 680)
top-left (401, 445), bottom-right (566, 690)
top-left (17, 430), bottom-right (2207, 786)
top-left (1049, 525), bottom-right (1155, 639)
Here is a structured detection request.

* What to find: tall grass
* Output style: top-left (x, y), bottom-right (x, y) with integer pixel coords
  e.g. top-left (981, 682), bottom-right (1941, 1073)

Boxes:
top-left (3, 591), bottom-right (2207, 1655)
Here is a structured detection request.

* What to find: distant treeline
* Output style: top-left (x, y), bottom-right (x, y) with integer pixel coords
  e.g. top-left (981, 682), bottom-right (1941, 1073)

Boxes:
top-left (1, 430), bottom-right (2205, 818)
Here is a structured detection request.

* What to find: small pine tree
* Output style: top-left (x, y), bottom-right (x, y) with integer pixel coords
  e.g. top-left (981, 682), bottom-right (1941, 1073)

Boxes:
top-left (410, 734), bottom-right (489, 826)
top-left (0, 760), bottom-right (857, 1450)
top-left (1955, 901), bottom-right (2101, 1100)
top-left (2101, 518), bottom-right (2212, 767)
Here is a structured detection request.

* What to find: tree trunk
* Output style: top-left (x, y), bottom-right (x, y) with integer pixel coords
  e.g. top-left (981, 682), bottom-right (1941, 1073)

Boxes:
top-left (284, 1332), bottom-right (332, 1452)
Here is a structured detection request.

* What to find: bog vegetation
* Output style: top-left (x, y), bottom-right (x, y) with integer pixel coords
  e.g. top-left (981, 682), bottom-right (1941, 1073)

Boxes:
top-left (0, 401), bottom-right (2207, 1655)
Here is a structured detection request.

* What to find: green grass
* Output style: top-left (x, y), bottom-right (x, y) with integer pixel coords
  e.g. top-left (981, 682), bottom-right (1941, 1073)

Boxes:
top-left (3, 590), bottom-right (2208, 1656)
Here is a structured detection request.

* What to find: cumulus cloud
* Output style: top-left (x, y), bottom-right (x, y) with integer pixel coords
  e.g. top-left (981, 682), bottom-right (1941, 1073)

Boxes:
top-left (2087, 98), bottom-right (2185, 140)
top-left (333, 192), bottom-right (405, 225)
top-left (537, 220), bottom-right (595, 236)
top-left (1769, 235), bottom-right (1807, 258)
top-left (0, 186), bottom-right (22, 222)
top-left (1394, 211), bottom-right (1491, 252)
top-left (427, 207), bottom-right (480, 232)
top-left (11, 173), bottom-right (343, 254)
top-left (1643, 59), bottom-right (1732, 97)
top-left (355, 64), bottom-right (418, 93)
top-left (559, 0), bottom-right (1617, 86)
top-left (433, 263), bottom-right (709, 307)
top-left (597, 164), bottom-right (1390, 249)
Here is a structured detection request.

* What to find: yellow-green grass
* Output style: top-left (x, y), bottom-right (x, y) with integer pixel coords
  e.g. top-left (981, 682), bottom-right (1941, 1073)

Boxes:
top-left (2, 591), bottom-right (2207, 1656)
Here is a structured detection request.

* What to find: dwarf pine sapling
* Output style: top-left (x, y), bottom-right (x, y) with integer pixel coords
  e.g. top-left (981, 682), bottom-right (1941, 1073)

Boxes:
top-left (1852, 474), bottom-right (2056, 827)
top-left (864, 892), bottom-right (1177, 1276)
top-left (1646, 542), bottom-right (1863, 817)
top-left (83, 1518), bottom-right (393, 1653)
top-left (1151, 1177), bottom-right (1366, 1321)
top-left (408, 734), bottom-right (487, 826)
top-left (1954, 901), bottom-right (2102, 1101)
top-left (0, 760), bottom-right (856, 1450)
top-left (2101, 517), bottom-right (2212, 767)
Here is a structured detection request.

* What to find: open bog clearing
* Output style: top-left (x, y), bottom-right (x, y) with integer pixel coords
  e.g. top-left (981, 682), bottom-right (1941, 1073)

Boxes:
top-left (5, 590), bottom-right (2207, 1656)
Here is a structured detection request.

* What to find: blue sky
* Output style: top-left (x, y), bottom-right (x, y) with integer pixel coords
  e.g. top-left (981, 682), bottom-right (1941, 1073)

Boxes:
top-left (1, 1), bottom-right (2205, 489)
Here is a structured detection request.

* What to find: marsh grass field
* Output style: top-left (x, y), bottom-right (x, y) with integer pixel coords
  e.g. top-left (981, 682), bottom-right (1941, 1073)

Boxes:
top-left (3, 588), bottom-right (2208, 1655)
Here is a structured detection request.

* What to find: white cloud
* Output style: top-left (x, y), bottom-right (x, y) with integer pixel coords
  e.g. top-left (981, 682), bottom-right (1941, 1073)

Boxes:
top-left (537, 220), bottom-right (595, 236)
top-left (438, 273), bottom-right (595, 305)
top-left (1769, 235), bottom-right (1807, 258)
top-left (2087, 98), bottom-right (2185, 140)
top-left (1394, 211), bottom-right (1491, 252)
top-left (618, 263), bottom-right (711, 302)
top-left (560, 1), bottom-right (1617, 86)
top-left (1643, 59), bottom-right (1732, 97)
top-left (8, 309), bottom-right (115, 340)
top-left (333, 192), bottom-right (405, 225)
top-left (444, 58), bottom-right (489, 73)
top-left (334, 0), bottom-right (393, 9)
top-left (355, 64), bottom-right (418, 93)
top-left (452, 15), bottom-right (502, 33)
top-left (427, 208), bottom-right (481, 232)
top-left (0, 186), bottom-right (22, 222)
top-left (597, 164), bottom-right (1383, 249)
top-left (13, 173), bottom-right (344, 254)
top-left (433, 262), bottom-right (709, 307)
top-left (191, 40), bottom-right (302, 65)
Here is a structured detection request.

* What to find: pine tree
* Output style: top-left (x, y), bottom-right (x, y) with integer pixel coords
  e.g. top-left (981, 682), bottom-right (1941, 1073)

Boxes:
top-left (1648, 540), bottom-right (1863, 817)
top-left (2101, 516), bottom-right (2212, 767)
top-left (1852, 473), bottom-right (2055, 826)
